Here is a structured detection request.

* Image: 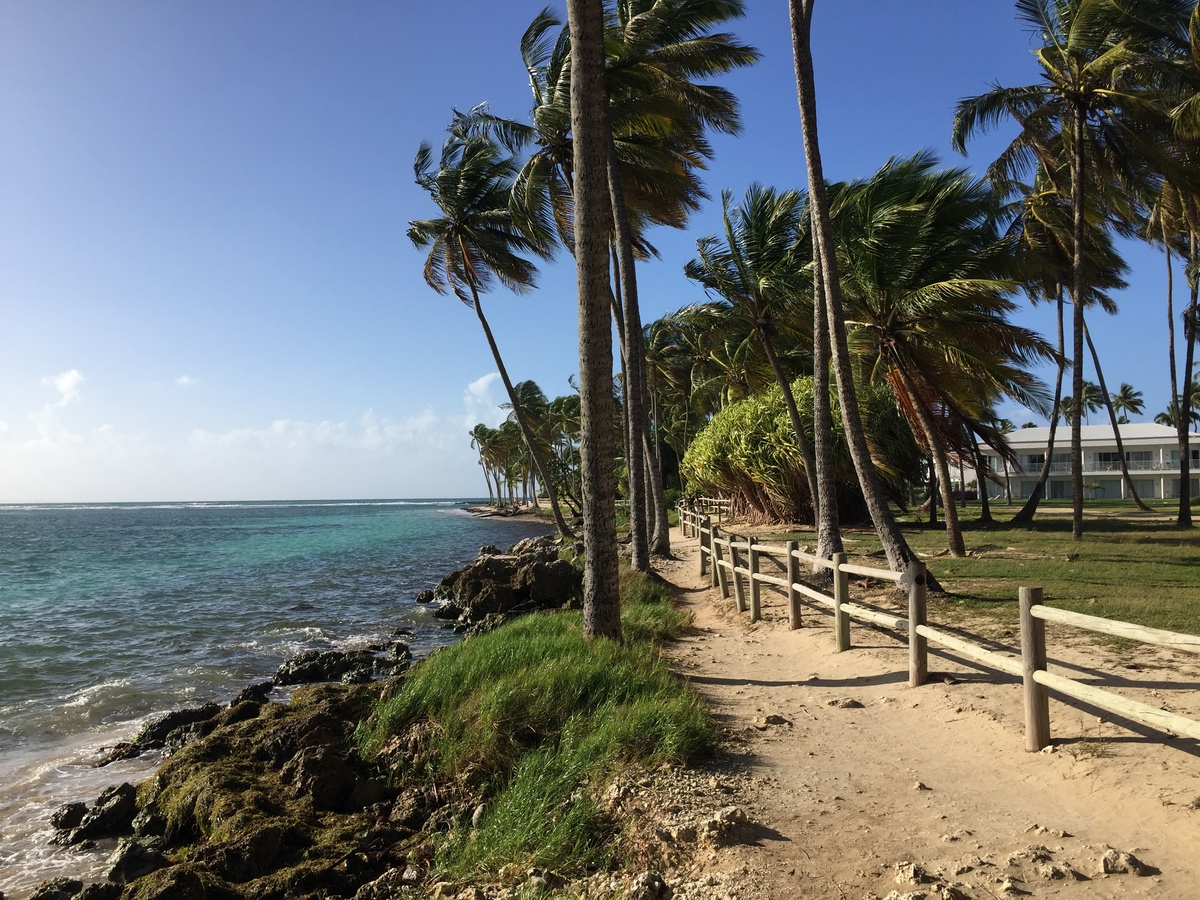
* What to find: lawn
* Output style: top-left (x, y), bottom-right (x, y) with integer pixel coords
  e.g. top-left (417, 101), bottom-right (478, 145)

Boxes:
top-left (759, 500), bottom-right (1200, 636)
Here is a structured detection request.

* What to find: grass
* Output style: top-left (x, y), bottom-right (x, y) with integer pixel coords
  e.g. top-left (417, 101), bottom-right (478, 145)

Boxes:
top-left (763, 502), bottom-right (1200, 636)
top-left (355, 567), bottom-right (711, 881)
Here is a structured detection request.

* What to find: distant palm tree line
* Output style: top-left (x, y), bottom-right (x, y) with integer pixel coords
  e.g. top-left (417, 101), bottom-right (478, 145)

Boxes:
top-left (410, 0), bottom-right (1200, 629)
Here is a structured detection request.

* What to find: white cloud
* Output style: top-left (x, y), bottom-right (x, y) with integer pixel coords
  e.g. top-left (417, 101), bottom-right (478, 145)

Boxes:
top-left (41, 369), bottom-right (85, 406)
top-left (0, 374), bottom-right (507, 502)
top-left (176, 375), bottom-right (200, 388)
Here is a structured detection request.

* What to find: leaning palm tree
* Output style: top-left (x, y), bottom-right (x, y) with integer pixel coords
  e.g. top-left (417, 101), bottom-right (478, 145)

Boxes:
top-left (408, 132), bottom-right (572, 538)
top-left (788, 0), bottom-right (922, 580)
top-left (830, 153), bottom-right (1054, 556)
top-left (684, 185), bottom-right (821, 520)
top-left (953, 0), bottom-right (1191, 539)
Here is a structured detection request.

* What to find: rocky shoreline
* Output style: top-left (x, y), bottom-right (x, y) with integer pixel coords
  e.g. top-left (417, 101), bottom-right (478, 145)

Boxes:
top-left (18, 535), bottom-right (591, 900)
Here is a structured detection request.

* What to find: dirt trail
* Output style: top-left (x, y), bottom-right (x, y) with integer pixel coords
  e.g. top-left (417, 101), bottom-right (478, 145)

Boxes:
top-left (653, 526), bottom-right (1200, 899)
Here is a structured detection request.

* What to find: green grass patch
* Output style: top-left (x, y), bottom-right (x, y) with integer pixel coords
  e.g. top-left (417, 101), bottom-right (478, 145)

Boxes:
top-left (355, 571), bottom-right (710, 880)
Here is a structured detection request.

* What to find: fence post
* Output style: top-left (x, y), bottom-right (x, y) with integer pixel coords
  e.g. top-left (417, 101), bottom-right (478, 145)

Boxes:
top-left (699, 516), bottom-right (711, 577)
top-left (712, 527), bottom-right (728, 596)
top-left (729, 535), bottom-right (747, 613)
top-left (1020, 586), bottom-right (1051, 751)
top-left (832, 552), bottom-right (850, 651)
top-left (908, 560), bottom-right (928, 687)
top-left (786, 540), bottom-right (801, 629)
top-left (748, 537), bottom-right (761, 623)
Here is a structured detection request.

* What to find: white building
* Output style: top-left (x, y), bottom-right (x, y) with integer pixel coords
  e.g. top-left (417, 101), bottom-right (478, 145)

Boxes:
top-left (979, 423), bottom-right (1200, 501)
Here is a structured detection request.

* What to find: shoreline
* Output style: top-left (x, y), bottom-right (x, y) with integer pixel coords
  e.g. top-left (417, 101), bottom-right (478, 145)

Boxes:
top-left (0, 506), bottom-right (557, 899)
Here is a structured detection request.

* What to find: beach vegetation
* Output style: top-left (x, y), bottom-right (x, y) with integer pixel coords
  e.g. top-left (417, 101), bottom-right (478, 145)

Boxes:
top-left (357, 569), bottom-right (711, 879)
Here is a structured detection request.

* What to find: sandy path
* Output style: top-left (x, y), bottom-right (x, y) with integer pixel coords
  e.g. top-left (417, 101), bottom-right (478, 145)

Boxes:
top-left (654, 527), bottom-right (1200, 900)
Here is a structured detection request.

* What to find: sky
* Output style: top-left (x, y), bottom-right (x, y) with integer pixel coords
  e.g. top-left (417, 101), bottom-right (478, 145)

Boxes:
top-left (0, 1), bottom-right (1179, 502)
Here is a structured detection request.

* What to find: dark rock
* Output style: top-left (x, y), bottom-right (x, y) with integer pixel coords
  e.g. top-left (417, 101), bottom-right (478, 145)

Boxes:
top-left (190, 821), bottom-right (294, 882)
top-left (478, 544), bottom-right (501, 557)
top-left (507, 535), bottom-right (560, 561)
top-left (281, 745), bottom-right (355, 810)
top-left (77, 884), bottom-right (121, 900)
top-left (426, 536), bottom-right (580, 629)
top-left (432, 601), bottom-right (464, 620)
top-left (254, 711), bottom-right (351, 768)
top-left (232, 681), bottom-right (273, 705)
top-left (108, 836), bottom-right (168, 884)
top-left (514, 558), bottom-right (581, 605)
top-left (65, 783), bottom-right (138, 843)
top-left (415, 589), bottom-right (435, 603)
top-left (28, 878), bottom-right (83, 900)
top-left (136, 704), bottom-right (222, 747)
top-left (131, 807), bottom-right (167, 837)
top-left (274, 648), bottom-right (378, 686)
top-left (388, 787), bottom-right (433, 832)
top-left (119, 866), bottom-right (208, 900)
top-left (50, 801), bottom-right (87, 831)
top-left (214, 699), bottom-right (263, 728)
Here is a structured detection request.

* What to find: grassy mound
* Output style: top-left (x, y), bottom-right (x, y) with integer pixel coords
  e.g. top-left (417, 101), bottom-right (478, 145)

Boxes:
top-left (357, 568), bottom-right (712, 880)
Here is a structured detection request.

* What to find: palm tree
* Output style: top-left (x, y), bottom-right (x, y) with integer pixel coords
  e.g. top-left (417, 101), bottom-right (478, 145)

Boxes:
top-left (788, 0), bottom-right (924, 581)
top-left (1110, 382), bottom-right (1145, 422)
top-left (567, 0), bottom-right (622, 640)
top-left (953, 0), bottom-right (1191, 539)
top-left (684, 185), bottom-right (821, 519)
top-left (408, 132), bottom-right (572, 538)
top-left (830, 153), bottom-right (1054, 556)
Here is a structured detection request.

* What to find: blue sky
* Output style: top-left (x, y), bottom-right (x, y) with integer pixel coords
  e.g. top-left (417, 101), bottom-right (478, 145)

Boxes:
top-left (0, 1), bottom-right (1175, 502)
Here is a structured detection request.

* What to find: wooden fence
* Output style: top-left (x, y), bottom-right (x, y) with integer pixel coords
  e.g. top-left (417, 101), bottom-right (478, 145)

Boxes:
top-left (676, 501), bottom-right (1200, 751)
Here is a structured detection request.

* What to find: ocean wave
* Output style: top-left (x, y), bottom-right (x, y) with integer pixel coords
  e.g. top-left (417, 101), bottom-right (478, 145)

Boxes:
top-left (60, 678), bottom-right (132, 709)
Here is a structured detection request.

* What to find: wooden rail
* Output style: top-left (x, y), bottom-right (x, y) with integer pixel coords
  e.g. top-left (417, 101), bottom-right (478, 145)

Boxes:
top-left (1020, 589), bottom-right (1200, 750)
top-left (676, 503), bottom-right (1200, 752)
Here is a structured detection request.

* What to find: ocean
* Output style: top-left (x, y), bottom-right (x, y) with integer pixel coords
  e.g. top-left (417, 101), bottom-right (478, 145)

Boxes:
top-left (0, 499), bottom-right (552, 896)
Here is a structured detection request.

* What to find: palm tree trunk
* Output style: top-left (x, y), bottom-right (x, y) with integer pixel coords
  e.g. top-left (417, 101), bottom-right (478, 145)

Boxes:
top-left (812, 245), bottom-right (843, 562)
top-left (470, 290), bottom-right (572, 538)
top-left (608, 239), bottom-right (649, 570)
top-left (1083, 320), bottom-right (1150, 511)
top-left (568, 0), bottom-right (621, 640)
top-left (1178, 234), bottom-right (1197, 527)
top-left (760, 335), bottom-right (820, 522)
top-left (789, 0), bottom-right (926, 582)
top-left (974, 447), bottom-right (994, 525)
top-left (608, 142), bottom-right (669, 559)
top-left (1070, 106), bottom-right (1086, 541)
top-left (895, 367), bottom-right (965, 557)
top-left (1012, 288), bottom-right (1066, 524)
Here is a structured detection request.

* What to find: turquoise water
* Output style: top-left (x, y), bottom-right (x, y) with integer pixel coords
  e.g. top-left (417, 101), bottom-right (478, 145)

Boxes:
top-left (0, 499), bottom-right (551, 894)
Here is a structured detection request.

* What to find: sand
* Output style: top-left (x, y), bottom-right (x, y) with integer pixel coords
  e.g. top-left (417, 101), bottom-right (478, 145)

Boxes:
top-left (651, 525), bottom-right (1200, 899)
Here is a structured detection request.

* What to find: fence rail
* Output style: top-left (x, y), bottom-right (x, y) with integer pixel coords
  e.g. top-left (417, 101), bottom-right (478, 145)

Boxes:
top-left (676, 500), bottom-right (1200, 752)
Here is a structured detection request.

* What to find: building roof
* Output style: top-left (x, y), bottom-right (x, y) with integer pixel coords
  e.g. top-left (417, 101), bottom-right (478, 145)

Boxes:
top-left (982, 423), bottom-right (1198, 451)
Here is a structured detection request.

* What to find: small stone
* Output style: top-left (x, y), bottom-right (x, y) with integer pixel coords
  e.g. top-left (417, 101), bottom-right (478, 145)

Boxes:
top-left (894, 861), bottom-right (928, 885)
top-left (1007, 844), bottom-right (1052, 866)
top-left (471, 803), bottom-right (486, 828)
top-left (828, 697), bottom-right (865, 709)
top-left (914, 781), bottom-right (931, 791)
top-left (1098, 847), bottom-right (1147, 876)
top-left (1035, 863), bottom-right (1078, 880)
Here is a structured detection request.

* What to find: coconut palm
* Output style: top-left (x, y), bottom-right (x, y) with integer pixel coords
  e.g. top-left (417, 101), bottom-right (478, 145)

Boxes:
top-left (953, 0), bottom-right (1191, 539)
top-left (829, 153), bottom-right (1054, 556)
top-left (684, 185), bottom-right (821, 519)
top-left (1110, 382), bottom-right (1145, 423)
top-left (788, 0), bottom-right (922, 580)
top-left (567, 0), bottom-right (622, 640)
top-left (408, 132), bottom-right (572, 538)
